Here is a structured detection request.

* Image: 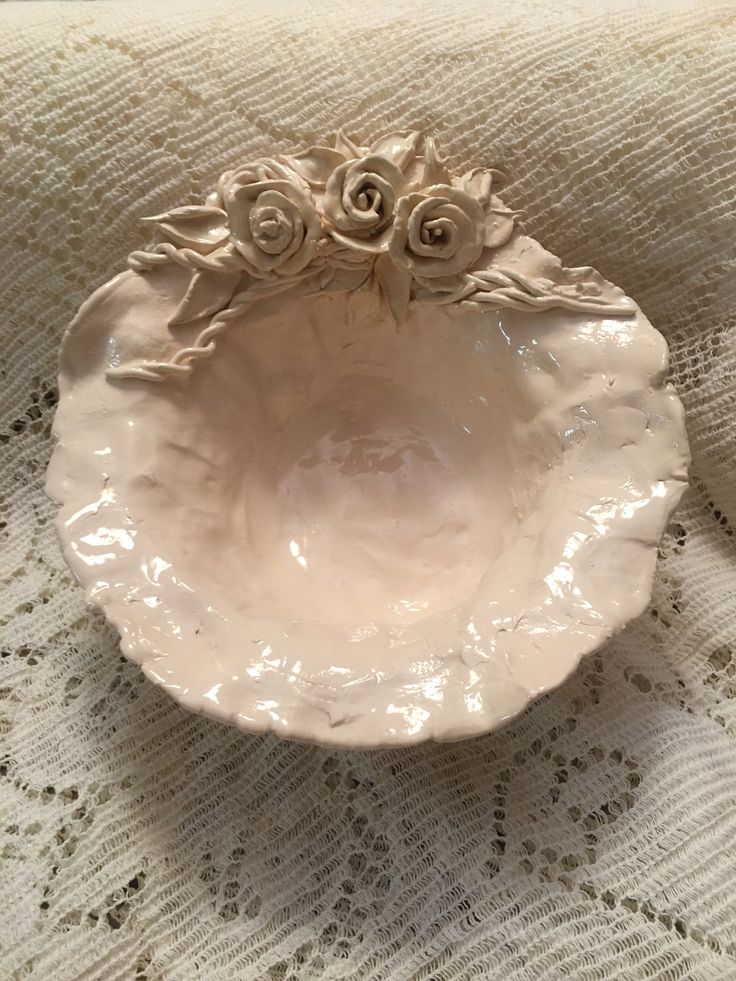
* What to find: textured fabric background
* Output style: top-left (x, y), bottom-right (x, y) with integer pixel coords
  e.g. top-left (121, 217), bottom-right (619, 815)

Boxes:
top-left (1, 1), bottom-right (736, 978)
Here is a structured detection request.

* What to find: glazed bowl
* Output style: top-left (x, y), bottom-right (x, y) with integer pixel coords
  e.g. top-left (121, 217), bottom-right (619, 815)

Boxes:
top-left (47, 132), bottom-right (689, 746)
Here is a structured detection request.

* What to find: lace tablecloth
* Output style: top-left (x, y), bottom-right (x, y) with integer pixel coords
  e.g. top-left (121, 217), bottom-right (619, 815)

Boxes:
top-left (1, 1), bottom-right (735, 977)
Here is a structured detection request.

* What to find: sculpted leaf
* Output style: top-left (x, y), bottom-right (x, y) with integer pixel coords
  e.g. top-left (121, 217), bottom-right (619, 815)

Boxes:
top-left (374, 251), bottom-right (412, 326)
top-left (169, 268), bottom-right (243, 325)
top-left (370, 131), bottom-right (420, 171)
top-left (285, 146), bottom-right (347, 188)
top-left (142, 206), bottom-right (228, 254)
top-left (334, 128), bottom-right (365, 158)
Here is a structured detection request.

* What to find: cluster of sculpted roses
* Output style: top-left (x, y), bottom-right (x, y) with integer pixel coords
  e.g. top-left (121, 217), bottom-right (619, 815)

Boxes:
top-left (113, 130), bottom-right (632, 381)
top-left (143, 130), bottom-right (518, 310)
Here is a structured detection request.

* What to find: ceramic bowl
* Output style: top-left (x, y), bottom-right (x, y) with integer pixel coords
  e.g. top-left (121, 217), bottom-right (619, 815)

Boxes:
top-left (47, 131), bottom-right (689, 746)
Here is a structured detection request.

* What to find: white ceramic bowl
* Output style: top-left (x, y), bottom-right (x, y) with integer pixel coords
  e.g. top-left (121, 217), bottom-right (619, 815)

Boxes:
top-left (47, 132), bottom-right (689, 747)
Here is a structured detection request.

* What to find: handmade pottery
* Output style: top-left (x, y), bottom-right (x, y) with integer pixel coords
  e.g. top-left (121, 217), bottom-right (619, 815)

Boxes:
top-left (47, 131), bottom-right (690, 746)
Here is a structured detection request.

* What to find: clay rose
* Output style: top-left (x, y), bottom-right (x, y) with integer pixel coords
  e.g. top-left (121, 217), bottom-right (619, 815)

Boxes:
top-left (389, 185), bottom-right (485, 282)
top-left (323, 155), bottom-right (408, 253)
top-left (223, 161), bottom-right (322, 277)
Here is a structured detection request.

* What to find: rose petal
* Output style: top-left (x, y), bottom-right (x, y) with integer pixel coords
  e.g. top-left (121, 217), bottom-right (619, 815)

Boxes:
top-left (250, 190), bottom-right (305, 262)
top-left (418, 216), bottom-right (459, 258)
top-left (342, 171), bottom-right (395, 229)
top-left (251, 205), bottom-right (293, 255)
top-left (278, 233), bottom-right (319, 275)
top-left (324, 160), bottom-right (354, 230)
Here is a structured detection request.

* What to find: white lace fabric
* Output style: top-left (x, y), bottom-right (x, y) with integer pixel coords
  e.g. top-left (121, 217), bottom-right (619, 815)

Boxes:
top-left (1, 0), bottom-right (735, 977)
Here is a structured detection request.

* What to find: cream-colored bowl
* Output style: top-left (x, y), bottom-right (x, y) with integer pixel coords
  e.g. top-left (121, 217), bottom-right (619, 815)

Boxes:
top-left (47, 132), bottom-right (689, 746)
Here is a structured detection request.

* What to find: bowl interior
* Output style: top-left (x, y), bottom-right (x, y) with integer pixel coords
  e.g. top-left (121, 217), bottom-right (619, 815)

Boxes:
top-left (50, 260), bottom-right (688, 744)
top-left (125, 289), bottom-right (555, 639)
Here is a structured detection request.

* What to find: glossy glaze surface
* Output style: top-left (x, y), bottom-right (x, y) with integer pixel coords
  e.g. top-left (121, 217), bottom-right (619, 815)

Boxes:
top-left (47, 134), bottom-right (689, 746)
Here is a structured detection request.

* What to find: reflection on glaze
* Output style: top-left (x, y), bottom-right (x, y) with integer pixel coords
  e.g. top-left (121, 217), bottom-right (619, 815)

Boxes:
top-left (47, 190), bottom-right (689, 747)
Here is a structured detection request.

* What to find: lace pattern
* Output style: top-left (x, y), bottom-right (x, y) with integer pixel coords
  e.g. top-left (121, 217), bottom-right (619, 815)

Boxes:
top-left (1, 0), bottom-right (735, 977)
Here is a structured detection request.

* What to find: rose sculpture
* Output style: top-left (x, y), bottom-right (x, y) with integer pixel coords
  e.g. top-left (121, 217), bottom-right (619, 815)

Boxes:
top-left (226, 181), bottom-right (321, 278)
top-left (390, 185), bottom-right (485, 284)
top-left (323, 154), bottom-right (407, 252)
top-left (113, 130), bottom-right (634, 382)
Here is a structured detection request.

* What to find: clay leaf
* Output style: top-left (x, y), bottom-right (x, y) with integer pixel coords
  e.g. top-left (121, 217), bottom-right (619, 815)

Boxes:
top-left (286, 147), bottom-right (347, 188)
top-left (325, 265), bottom-right (372, 293)
top-left (459, 168), bottom-right (493, 206)
top-left (370, 131), bottom-right (420, 171)
top-left (422, 136), bottom-right (452, 186)
top-left (374, 252), bottom-right (412, 326)
top-left (483, 197), bottom-right (520, 248)
top-left (169, 268), bottom-right (242, 326)
top-left (334, 128), bottom-right (365, 158)
top-left (142, 206), bottom-right (229, 254)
